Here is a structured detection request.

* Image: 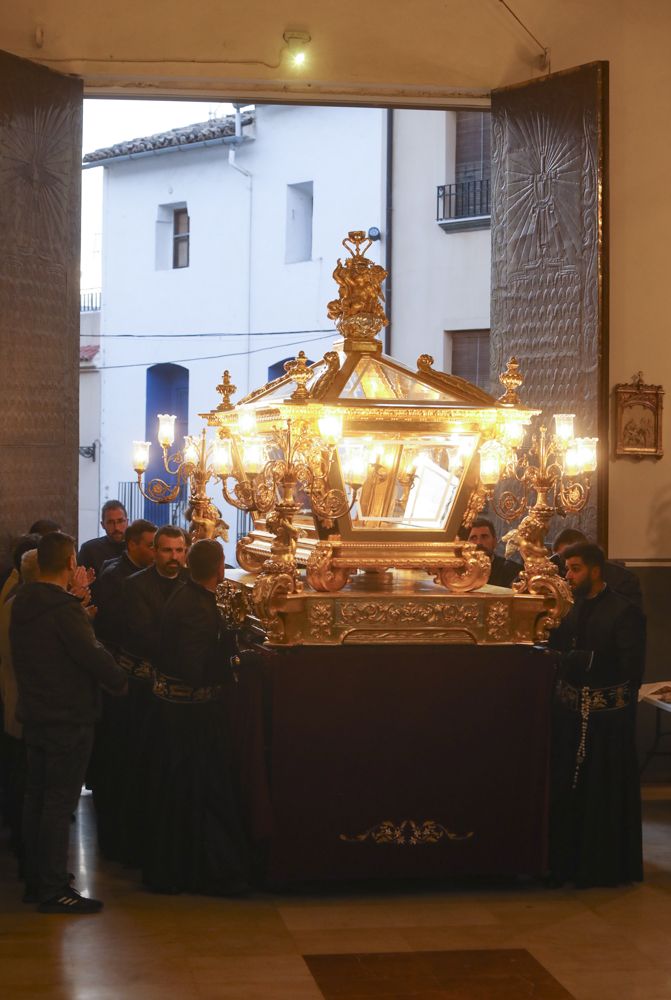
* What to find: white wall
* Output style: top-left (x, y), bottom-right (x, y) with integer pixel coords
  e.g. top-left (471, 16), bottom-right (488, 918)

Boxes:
top-left (391, 110), bottom-right (490, 373)
top-left (95, 105), bottom-right (386, 562)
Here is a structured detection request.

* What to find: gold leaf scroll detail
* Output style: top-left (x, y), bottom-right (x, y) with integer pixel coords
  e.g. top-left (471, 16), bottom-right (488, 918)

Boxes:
top-left (339, 602), bottom-right (479, 627)
top-left (340, 819), bottom-right (474, 846)
top-left (309, 601), bottom-right (334, 641)
top-left (486, 601), bottom-right (510, 640)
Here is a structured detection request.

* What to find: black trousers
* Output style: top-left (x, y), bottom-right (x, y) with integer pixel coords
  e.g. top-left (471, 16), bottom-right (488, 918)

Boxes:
top-left (22, 724), bottom-right (94, 901)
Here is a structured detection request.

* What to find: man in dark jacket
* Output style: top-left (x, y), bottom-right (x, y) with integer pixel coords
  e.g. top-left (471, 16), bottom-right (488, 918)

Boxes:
top-left (467, 517), bottom-right (520, 587)
top-left (10, 532), bottom-right (127, 913)
top-left (548, 541), bottom-right (646, 888)
top-left (77, 500), bottom-right (128, 579)
top-left (123, 524), bottom-right (188, 663)
top-left (94, 519), bottom-right (156, 647)
top-left (143, 539), bottom-right (247, 894)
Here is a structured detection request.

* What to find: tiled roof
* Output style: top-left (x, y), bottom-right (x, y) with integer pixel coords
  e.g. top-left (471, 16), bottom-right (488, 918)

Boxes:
top-left (80, 345), bottom-right (100, 362)
top-left (83, 112), bottom-right (254, 164)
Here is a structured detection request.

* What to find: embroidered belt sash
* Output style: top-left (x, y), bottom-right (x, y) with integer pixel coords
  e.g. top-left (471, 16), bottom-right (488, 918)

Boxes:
top-left (116, 650), bottom-right (154, 682)
top-left (556, 679), bottom-right (632, 789)
top-left (152, 670), bottom-right (225, 704)
top-left (556, 679), bottom-right (631, 713)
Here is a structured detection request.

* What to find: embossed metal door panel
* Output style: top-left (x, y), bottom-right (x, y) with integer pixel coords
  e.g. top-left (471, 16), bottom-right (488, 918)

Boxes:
top-left (490, 63), bottom-right (608, 542)
top-left (0, 50), bottom-right (82, 558)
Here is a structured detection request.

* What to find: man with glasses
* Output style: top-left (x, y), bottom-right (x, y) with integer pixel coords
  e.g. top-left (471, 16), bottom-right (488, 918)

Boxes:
top-left (78, 501), bottom-right (129, 579)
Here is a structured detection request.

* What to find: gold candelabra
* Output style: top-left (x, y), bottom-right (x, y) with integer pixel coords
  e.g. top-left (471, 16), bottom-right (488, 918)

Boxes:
top-left (473, 361), bottom-right (597, 597)
top-left (132, 420), bottom-right (230, 542)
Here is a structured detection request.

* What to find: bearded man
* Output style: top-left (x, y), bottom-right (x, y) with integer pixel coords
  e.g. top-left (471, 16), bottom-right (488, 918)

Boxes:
top-left (548, 541), bottom-right (646, 888)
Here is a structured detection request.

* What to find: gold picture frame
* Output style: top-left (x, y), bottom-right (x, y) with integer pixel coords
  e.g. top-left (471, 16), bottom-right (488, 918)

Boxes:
top-left (614, 372), bottom-right (664, 459)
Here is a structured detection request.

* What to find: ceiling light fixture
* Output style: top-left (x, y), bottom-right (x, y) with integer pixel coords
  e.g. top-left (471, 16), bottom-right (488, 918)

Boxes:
top-left (283, 30), bottom-right (311, 68)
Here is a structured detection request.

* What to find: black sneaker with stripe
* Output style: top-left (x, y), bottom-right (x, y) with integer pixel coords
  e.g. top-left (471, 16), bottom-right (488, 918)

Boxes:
top-left (37, 887), bottom-right (103, 914)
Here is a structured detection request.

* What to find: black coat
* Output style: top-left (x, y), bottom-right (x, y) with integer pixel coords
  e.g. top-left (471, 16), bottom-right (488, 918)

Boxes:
top-left (489, 554), bottom-right (520, 588)
top-left (78, 536), bottom-right (125, 578)
top-left (548, 585), bottom-right (646, 887)
top-left (10, 582), bottom-right (126, 727)
top-left (95, 552), bottom-right (143, 645)
top-left (549, 585), bottom-right (646, 689)
top-left (158, 579), bottom-right (237, 689)
top-left (123, 564), bottom-right (187, 661)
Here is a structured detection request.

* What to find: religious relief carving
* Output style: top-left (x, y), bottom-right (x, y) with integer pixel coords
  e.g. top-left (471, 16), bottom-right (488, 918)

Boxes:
top-left (614, 372), bottom-right (664, 459)
top-left (340, 819), bottom-right (474, 846)
top-left (491, 64), bottom-right (607, 542)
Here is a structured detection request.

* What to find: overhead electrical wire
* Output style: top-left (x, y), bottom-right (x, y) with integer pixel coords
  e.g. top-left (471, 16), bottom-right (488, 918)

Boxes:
top-left (80, 327), bottom-right (338, 339)
top-left (88, 332), bottom-right (337, 371)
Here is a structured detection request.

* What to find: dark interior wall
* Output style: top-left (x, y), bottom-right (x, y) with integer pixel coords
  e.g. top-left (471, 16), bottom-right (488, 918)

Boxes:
top-left (0, 50), bottom-right (83, 564)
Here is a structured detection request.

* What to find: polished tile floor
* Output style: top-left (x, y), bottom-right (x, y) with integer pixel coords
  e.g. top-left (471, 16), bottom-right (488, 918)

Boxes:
top-left (1, 787), bottom-right (671, 999)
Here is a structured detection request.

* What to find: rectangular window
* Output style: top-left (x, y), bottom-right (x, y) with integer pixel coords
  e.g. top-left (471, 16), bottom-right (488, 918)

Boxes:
top-left (449, 330), bottom-right (490, 391)
top-left (285, 181), bottom-right (313, 263)
top-left (173, 207), bottom-right (190, 268)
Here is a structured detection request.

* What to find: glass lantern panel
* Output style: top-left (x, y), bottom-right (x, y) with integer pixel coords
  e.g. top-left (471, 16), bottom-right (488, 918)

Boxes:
top-left (340, 357), bottom-right (451, 402)
top-left (337, 435), bottom-right (471, 531)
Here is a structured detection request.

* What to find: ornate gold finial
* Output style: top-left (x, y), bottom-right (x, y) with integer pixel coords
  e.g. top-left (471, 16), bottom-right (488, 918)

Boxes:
top-left (498, 357), bottom-right (524, 406)
top-left (284, 351), bottom-right (314, 402)
top-left (327, 230), bottom-right (388, 351)
top-left (216, 370), bottom-right (236, 411)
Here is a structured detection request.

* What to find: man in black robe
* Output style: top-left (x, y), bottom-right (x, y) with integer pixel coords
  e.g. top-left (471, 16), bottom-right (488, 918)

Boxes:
top-left (142, 538), bottom-right (247, 895)
top-left (467, 517), bottom-right (520, 587)
top-left (548, 541), bottom-right (646, 887)
top-left (77, 501), bottom-right (128, 580)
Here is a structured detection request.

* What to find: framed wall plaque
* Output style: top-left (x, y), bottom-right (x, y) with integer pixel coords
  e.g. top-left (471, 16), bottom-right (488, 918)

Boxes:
top-left (614, 372), bottom-right (664, 459)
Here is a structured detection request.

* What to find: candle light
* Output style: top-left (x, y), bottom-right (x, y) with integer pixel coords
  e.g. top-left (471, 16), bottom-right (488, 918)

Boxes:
top-left (212, 438), bottom-right (233, 476)
top-left (157, 413), bottom-right (176, 448)
top-left (132, 440), bottom-right (151, 473)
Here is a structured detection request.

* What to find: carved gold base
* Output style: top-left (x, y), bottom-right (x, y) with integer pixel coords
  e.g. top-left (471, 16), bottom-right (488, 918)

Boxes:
top-left (221, 568), bottom-right (563, 647)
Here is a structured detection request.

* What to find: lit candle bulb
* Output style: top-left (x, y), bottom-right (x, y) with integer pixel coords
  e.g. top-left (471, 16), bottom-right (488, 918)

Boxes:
top-left (553, 413), bottom-right (575, 443)
top-left (479, 440), bottom-right (505, 486)
top-left (183, 437), bottom-right (199, 466)
top-left (318, 411), bottom-right (343, 444)
top-left (563, 444), bottom-right (581, 477)
top-left (212, 439), bottom-right (233, 476)
top-left (157, 413), bottom-right (176, 448)
top-left (132, 440), bottom-right (151, 473)
top-left (576, 437), bottom-right (598, 473)
top-left (237, 409), bottom-right (257, 436)
top-left (243, 441), bottom-right (264, 475)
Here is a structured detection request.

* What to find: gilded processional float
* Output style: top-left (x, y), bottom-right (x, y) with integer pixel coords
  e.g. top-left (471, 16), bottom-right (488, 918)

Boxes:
top-left (134, 230), bottom-right (595, 647)
top-left (133, 231), bottom-right (598, 882)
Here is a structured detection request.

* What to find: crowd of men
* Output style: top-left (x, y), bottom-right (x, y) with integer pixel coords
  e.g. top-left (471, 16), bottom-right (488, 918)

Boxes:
top-left (0, 502), bottom-right (647, 913)
top-left (0, 503), bottom-right (249, 913)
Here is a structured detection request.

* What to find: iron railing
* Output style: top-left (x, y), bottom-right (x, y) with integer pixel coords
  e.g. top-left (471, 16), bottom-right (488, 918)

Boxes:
top-left (236, 509), bottom-right (253, 542)
top-left (80, 289), bottom-right (102, 312)
top-left (437, 180), bottom-right (491, 222)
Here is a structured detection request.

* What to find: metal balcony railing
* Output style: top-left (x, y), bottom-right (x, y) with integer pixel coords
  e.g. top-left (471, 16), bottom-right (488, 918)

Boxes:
top-left (80, 289), bottom-right (102, 312)
top-left (436, 180), bottom-right (491, 228)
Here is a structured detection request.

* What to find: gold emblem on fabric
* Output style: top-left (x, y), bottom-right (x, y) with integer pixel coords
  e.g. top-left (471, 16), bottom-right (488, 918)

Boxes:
top-left (340, 819), bottom-right (474, 846)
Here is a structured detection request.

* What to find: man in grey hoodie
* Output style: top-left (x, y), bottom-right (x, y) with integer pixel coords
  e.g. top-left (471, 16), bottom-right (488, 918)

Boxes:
top-left (10, 532), bottom-right (127, 914)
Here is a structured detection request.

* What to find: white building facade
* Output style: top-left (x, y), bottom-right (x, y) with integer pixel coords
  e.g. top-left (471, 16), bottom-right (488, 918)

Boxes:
top-left (81, 103), bottom-right (491, 561)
